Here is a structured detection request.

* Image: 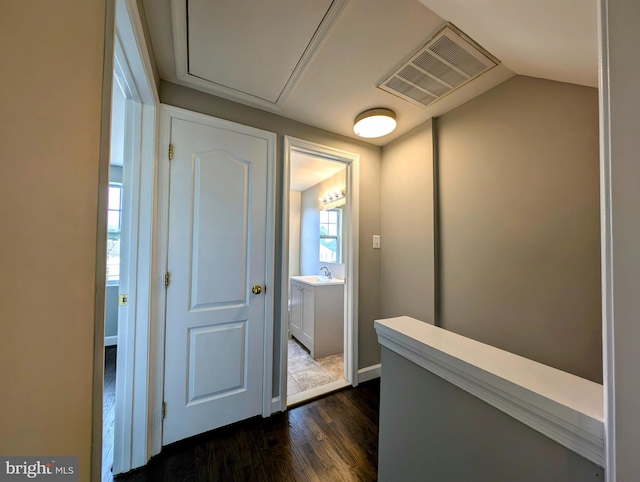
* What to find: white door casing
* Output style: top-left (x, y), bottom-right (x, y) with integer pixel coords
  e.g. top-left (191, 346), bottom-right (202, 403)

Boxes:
top-left (105, 0), bottom-right (161, 477)
top-left (162, 108), bottom-right (275, 445)
top-left (280, 136), bottom-right (360, 410)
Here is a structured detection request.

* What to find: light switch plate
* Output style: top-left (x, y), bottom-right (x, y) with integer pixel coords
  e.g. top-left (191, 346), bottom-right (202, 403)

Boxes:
top-left (373, 235), bottom-right (381, 249)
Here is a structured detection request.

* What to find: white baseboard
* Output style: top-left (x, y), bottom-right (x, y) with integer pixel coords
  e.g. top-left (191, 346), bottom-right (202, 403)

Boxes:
top-left (105, 335), bottom-right (118, 347)
top-left (358, 363), bottom-right (381, 383)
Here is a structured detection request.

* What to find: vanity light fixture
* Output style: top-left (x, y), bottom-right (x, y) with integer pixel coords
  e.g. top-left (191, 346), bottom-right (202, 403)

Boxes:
top-left (320, 188), bottom-right (346, 204)
top-left (353, 108), bottom-right (397, 138)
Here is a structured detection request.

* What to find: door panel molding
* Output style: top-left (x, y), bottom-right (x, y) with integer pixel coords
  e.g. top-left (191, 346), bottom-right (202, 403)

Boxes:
top-left (187, 321), bottom-right (248, 403)
top-left (156, 104), bottom-right (276, 445)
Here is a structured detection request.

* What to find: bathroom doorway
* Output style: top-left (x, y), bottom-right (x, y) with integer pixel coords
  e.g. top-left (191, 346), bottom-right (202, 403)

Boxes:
top-left (280, 137), bottom-right (360, 407)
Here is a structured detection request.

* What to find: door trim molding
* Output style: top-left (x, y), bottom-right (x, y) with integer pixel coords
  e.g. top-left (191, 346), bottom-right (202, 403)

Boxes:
top-left (155, 104), bottom-right (277, 438)
top-left (280, 136), bottom-right (360, 412)
top-left (95, 0), bottom-right (160, 478)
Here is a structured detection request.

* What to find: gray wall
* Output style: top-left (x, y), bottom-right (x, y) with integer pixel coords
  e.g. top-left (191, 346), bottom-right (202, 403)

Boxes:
top-left (289, 191), bottom-right (301, 278)
top-left (605, 1), bottom-right (640, 477)
top-left (436, 76), bottom-right (602, 382)
top-left (378, 347), bottom-right (604, 481)
top-left (381, 119), bottom-right (435, 323)
top-left (300, 169), bottom-right (347, 279)
top-left (160, 80), bottom-right (383, 375)
top-left (110, 164), bottom-right (123, 184)
top-left (105, 285), bottom-right (119, 339)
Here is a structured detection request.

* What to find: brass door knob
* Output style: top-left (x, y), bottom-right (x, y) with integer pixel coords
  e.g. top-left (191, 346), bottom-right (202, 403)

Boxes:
top-left (252, 285), bottom-right (263, 295)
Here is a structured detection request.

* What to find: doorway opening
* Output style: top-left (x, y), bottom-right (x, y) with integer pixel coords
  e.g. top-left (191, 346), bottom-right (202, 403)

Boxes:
top-left (94, 0), bottom-right (160, 479)
top-left (281, 137), bottom-right (360, 407)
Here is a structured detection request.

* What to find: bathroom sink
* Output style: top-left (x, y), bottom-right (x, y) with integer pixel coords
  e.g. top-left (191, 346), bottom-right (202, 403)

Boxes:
top-left (290, 275), bottom-right (345, 286)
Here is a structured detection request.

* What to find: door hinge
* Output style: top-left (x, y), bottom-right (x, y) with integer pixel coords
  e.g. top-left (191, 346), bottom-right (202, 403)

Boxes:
top-left (161, 401), bottom-right (166, 420)
top-left (168, 143), bottom-right (174, 160)
top-left (164, 272), bottom-right (170, 288)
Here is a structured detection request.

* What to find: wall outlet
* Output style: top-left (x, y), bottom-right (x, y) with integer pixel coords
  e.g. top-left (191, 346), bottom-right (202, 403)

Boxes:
top-left (373, 235), bottom-right (381, 249)
top-left (118, 294), bottom-right (128, 306)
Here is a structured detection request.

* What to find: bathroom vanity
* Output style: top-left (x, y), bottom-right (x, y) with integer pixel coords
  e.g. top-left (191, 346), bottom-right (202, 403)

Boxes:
top-left (289, 276), bottom-right (344, 359)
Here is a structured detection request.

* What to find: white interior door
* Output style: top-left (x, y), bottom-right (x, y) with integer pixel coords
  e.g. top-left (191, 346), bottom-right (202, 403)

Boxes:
top-left (162, 113), bottom-right (274, 445)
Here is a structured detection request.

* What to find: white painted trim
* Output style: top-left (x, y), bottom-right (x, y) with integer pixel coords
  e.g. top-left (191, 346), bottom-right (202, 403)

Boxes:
top-left (112, 88), bottom-right (140, 476)
top-left (274, 0), bottom-right (350, 108)
top-left (151, 106), bottom-right (171, 456)
top-left (280, 136), bottom-right (360, 411)
top-left (169, 0), bottom-right (349, 111)
top-left (108, 0), bottom-right (160, 476)
top-left (92, 2), bottom-right (115, 480)
top-left (597, 0), bottom-right (615, 479)
top-left (139, 102), bottom-right (161, 464)
top-left (278, 140), bottom-right (292, 414)
top-left (287, 379), bottom-right (351, 407)
top-left (157, 104), bottom-right (277, 437)
top-left (358, 364), bottom-right (381, 383)
top-left (271, 397), bottom-right (282, 414)
top-left (261, 114), bottom-right (278, 419)
top-left (375, 317), bottom-right (605, 467)
top-left (346, 153), bottom-right (360, 387)
top-left (105, 336), bottom-right (118, 347)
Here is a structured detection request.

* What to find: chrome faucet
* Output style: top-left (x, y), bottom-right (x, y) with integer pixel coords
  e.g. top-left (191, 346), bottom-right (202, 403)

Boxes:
top-left (320, 266), bottom-right (332, 279)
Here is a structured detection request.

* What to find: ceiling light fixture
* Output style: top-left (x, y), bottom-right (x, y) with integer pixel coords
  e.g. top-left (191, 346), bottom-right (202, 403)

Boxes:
top-left (353, 108), bottom-right (397, 138)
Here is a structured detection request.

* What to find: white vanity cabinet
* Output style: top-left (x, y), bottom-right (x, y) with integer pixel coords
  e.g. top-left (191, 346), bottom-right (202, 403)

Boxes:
top-left (289, 277), bottom-right (344, 359)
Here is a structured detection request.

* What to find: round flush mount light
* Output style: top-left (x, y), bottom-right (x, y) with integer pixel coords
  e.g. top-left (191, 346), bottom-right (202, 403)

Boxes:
top-left (353, 108), bottom-right (397, 138)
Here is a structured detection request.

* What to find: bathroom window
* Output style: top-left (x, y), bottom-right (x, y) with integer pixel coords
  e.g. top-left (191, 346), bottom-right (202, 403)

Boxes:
top-left (106, 183), bottom-right (123, 283)
top-left (319, 208), bottom-right (341, 263)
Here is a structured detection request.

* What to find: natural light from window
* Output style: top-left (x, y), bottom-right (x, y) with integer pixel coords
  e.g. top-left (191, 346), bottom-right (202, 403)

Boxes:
top-left (319, 209), bottom-right (341, 263)
top-left (107, 183), bottom-right (122, 283)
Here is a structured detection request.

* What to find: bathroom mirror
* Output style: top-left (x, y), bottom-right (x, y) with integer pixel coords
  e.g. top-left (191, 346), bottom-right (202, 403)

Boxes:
top-left (319, 207), bottom-right (342, 263)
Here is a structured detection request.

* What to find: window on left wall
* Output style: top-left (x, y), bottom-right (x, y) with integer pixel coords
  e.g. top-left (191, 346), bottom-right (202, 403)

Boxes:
top-left (107, 183), bottom-right (123, 283)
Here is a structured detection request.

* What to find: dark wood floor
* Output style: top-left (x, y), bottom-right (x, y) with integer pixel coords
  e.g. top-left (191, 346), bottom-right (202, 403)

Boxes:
top-left (112, 380), bottom-right (380, 482)
top-left (103, 346), bottom-right (117, 482)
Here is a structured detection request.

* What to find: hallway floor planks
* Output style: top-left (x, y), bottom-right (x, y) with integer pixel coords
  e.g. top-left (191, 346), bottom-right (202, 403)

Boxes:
top-left (112, 380), bottom-right (380, 481)
top-left (103, 346), bottom-right (117, 482)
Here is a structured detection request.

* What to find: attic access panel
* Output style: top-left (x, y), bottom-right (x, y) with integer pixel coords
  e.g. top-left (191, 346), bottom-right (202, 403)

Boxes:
top-left (186, 0), bottom-right (334, 104)
top-left (378, 24), bottom-right (499, 108)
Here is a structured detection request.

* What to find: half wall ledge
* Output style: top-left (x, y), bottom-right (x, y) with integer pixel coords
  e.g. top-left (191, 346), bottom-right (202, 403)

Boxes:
top-left (374, 316), bottom-right (604, 467)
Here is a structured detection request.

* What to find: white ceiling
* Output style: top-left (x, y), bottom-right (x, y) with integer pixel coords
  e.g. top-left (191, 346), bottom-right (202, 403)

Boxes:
top-left (290, 152), bottom-right (345, 192)
top-left (142, 0), bottom-right (598, 146)
top-left (419, 0), bottom-right (598, 88)
top-left (186, 0), bottom-right (333, 103)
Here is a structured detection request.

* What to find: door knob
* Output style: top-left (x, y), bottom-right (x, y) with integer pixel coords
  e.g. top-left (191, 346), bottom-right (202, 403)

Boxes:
top-left (252, 285), bottom-right (263, 295)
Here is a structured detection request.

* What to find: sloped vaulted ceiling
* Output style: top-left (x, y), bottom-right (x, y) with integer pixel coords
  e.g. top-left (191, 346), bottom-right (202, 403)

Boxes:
top-left (143, 0), bottom-right (597, 146)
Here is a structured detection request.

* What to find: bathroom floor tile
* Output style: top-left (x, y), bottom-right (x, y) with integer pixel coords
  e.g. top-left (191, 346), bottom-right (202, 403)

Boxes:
top-left (287, 374), bottom-right (303, 395)
top-left (291, 366), bottom-right (333, 391)
top-left (288, 338), bottom-right (309, 358)
top-left (287, 337), bottom-right (344, 393)
top-left (316, 353), bottom-right (344, 381)
top-left (321, 362), bottom-right (344, 380)
top-left (287, 355), bottom-right (319, 374)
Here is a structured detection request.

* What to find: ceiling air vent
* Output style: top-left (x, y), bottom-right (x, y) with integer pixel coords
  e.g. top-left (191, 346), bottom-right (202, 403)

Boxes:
top-left (378, 24), bottom-right (499, 108)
